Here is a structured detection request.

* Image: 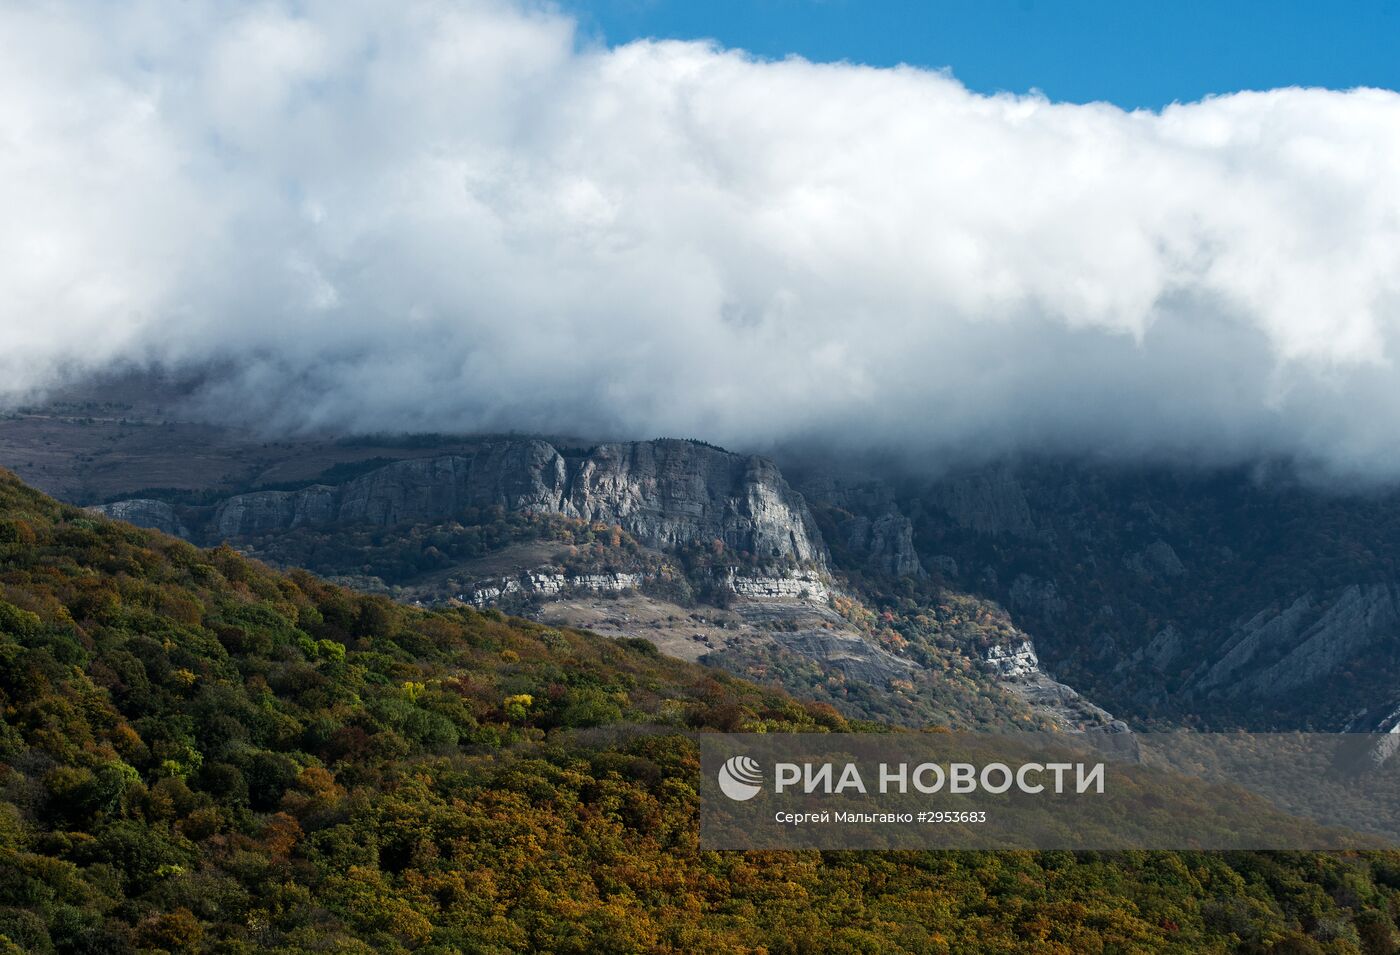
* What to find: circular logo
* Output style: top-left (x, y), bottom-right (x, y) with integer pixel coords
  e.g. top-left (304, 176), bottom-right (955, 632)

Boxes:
top-left (718, 755), bottom-right (763, 801)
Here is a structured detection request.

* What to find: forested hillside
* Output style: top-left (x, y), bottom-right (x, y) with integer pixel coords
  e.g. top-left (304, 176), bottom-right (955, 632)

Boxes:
top-left (2, 467), bottom-right (1400, 953)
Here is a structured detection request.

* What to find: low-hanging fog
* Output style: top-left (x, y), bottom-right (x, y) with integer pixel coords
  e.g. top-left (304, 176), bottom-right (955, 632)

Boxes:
top-left (4, 1), bottom-right (1400, 480)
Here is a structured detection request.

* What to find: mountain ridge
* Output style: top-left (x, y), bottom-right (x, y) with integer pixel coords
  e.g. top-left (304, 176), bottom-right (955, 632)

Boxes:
top-left (86, 436), bottom-right (1121, 734)
top-left (95, 438), bottom-right (829, 569)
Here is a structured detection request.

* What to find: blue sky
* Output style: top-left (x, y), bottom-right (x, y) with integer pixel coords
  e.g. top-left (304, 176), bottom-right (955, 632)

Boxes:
top-left (562, 0), bottom-right (1400, 109)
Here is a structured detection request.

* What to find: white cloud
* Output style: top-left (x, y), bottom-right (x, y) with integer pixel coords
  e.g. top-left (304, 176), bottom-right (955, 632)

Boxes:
top-left (3, 1), bottom-right (1400, 478)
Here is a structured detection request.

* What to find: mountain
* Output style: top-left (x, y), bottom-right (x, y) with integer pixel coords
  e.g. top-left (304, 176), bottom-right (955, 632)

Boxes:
top-left (5, 468), bottom-right (1400, 952)
top-left (96, 438), bottom-right (828, 566)
top-left (85, 437), bottom-right (1117, 735)
top-left (853, 460), bottom-right (1400, 731)
top-left (13, 390), bottom-right (1400, 733)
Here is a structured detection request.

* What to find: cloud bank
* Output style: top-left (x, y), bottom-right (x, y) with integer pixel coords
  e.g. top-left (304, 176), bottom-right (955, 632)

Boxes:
top-left (4, 1), bottom-right (1400, 479)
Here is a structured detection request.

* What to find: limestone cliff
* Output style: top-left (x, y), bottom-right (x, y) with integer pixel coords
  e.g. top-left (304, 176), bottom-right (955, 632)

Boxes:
top-left (107, 438), bottom-right (829, 568)
top-left (87, 499), bottom-right (188, 538)
top-left (565, 442), bottom-right (825, 564)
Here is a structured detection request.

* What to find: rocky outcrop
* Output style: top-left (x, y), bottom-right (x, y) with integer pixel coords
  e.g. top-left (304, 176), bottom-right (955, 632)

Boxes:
top-left (840, 513), bottom-right (924, 577)
top-left (460, 570), bottom-right (646, 607)
top-left (87, 499), bottom-right (188, 538)
top-left (983, 639), bottom-right (1130, 739)
top-left (1345, 703), bottom-right (1400, 769)
top-left (797, 475), bottom-right (925, 578)
top-left (211, 441), bottom-right (569, 537)
top-left (459, 566), bottom-right (832, 611)
top-left (565, 442), bottom-right (826, 564)
top-left (106, 439), bottom-right (829, 568)
top-left (1191, 584), bottom-right (1400, 700)
top-left (336, 442), bottom-right (568, 526)
top-left (984, 640), bottom-right (1041, 679)
top-left (213, 486), bottom-right (338, 538)
top-left (725, 569), bottom-right (829, 601)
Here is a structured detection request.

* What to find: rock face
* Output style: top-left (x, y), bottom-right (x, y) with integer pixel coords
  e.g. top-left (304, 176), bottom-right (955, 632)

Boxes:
top-left (87, 500), bottom-right (188, 538)
top-left (796, 475), bottom-right (925, 578)
top-left (213, 486), bottom-right (339, 538)
top-left (984, 639), bottom-right (1131, 741)
top-left (211, 442), bottom-right (567, 537)
top-left (565, 443), bottom-right (825, 564)
top-left (840, 513), bottom-right (924, 577)
top-left (111, 439), bottom-right (828, 568)
top-left (461, 570), bottom-right (646, 607)
top-left (338, 443), bottom-right (567, 525)
top-left (984, 640), bottom-right (1041, 679)
top-left (1190, 584), bottom-right (1400, 700)
top-left (725, 569), bottom-right (829, 601)
top-left (459, 567), bottom-right (831, 614)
